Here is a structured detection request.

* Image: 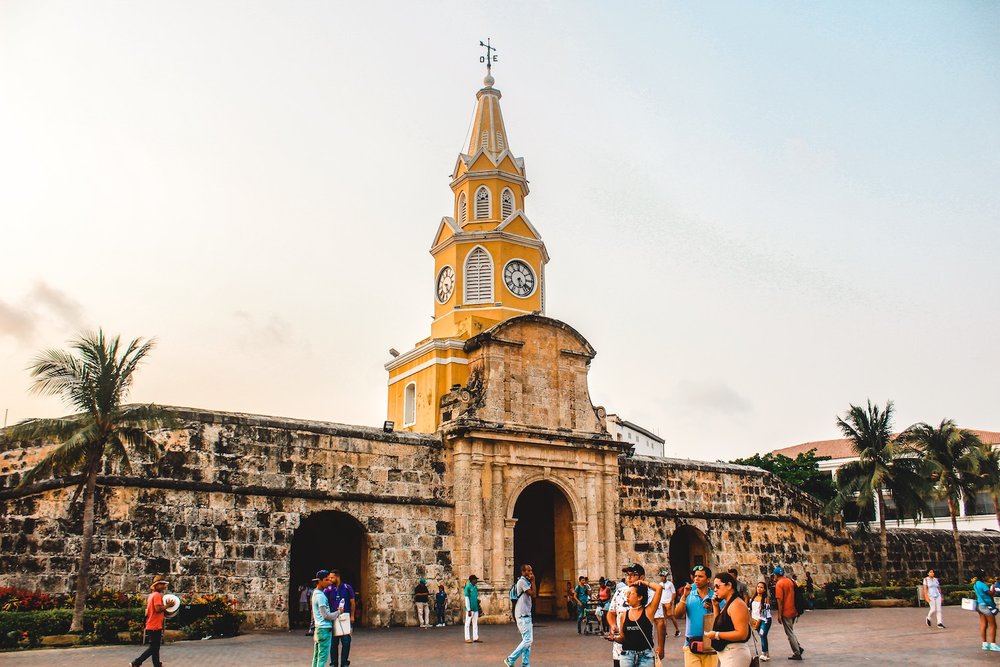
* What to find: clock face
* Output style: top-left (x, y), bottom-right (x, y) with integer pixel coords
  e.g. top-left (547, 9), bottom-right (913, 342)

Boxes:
top-left (436, 265), bottom-right (456, 303)
top-left (503, 259), bottom-right (536, 297)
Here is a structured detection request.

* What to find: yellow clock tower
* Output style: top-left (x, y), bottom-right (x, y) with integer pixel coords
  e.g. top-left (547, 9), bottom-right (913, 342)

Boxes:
top-left (385, 72), bottom-right (549, 433)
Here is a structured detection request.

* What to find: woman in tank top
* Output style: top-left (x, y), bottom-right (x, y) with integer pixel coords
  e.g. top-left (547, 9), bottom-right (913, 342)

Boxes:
top-left (750, 580), bottom-right (772, 661)
top-left (610, 577), bottom-right (664, 667)
top-left (709, 572), bottom-right (753, 666)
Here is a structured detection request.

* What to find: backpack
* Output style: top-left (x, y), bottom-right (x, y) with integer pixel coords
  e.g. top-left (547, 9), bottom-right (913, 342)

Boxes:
top-left (793, 583), bottom-right (806, 616)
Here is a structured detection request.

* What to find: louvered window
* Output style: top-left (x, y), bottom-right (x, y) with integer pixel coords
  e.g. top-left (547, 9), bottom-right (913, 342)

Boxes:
top-left (474, 187), bottom-right (490, 219)
top-left (501, 189), bottom-right (514, 219)
top-left (481, 131), bottom-right (489, 149)
top-left (403, 382), bottom-right (416, 426)
top-left (464, 247), bottom-right (493, 304)
top-left (496, 132), bottom-right (504, 151)
top-left (458, 192), bottom-right (467, 224)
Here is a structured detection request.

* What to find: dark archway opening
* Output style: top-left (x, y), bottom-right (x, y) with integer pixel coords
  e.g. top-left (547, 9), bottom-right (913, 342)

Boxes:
top-left (288, 511), bottom-right (367, 628)
top-left (669, 524), bottom-right (711, 586)
top-left (512, 481), bottom-right (575, 619)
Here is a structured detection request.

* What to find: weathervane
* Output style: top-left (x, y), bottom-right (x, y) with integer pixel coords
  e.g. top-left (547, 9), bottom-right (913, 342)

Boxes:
top-left (479, 38), bottom-right (498, 75)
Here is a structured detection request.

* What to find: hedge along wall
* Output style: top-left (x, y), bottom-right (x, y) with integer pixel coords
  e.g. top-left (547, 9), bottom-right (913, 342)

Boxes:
top-left (852, 527), bottom-right (1000, 585)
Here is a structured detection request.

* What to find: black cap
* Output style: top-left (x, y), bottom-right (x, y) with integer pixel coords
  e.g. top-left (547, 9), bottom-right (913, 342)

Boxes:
top-left (469, 574), bottom-right (478, 581)
top-left (622, 562), bottom-right (645, 576)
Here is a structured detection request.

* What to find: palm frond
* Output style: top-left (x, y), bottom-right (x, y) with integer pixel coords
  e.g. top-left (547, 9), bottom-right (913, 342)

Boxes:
top-left (113, 426), bottom-right (162, 463)
top-left (7, 416), bottom-right (87, 443)
top-left (16, 421), bottom-right (98, 488)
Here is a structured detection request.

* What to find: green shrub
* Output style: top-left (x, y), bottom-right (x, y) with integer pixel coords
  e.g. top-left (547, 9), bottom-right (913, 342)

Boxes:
top-left (833, 594), bottom-right (869, 609)
top-left (0, 609), bottom-right (144, 649)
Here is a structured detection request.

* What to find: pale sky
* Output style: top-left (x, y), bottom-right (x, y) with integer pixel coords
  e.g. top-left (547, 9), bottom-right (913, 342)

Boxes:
top-left (2, 2), bottom-right (998, 460)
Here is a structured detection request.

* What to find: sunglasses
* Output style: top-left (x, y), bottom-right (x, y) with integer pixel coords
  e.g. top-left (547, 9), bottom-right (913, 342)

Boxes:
top-left (692, 566), bottom-right (706, 572)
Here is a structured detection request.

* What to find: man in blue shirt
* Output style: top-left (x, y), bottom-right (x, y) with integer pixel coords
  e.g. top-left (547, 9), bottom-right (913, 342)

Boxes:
top-left (311, 570), bottom-right (344, 667)
top-left (673, 565), bottom-right (717, 666)
top-left (323, 569), bottom-right (355, 667)
top-left (504, 564), bottom-right (536, 667)
top-left (574, 576), bottom-right (590, 634)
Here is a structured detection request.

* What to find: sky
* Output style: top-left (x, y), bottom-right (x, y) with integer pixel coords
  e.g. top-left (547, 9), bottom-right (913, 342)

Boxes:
top-left (1, 1), bottom-right (998, 460)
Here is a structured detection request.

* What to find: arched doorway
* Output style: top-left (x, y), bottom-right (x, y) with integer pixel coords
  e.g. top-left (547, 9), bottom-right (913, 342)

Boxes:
top-left (512, 480), bottom-right (575, 619)
top-left (669, 524), bottom-right (711, 586)
top-left (288, 510), bottom-right (368, 628)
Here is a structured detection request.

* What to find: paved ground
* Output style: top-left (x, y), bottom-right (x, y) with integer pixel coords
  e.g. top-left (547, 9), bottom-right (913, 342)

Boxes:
top-left (2, 607), bottom-right (998, 665)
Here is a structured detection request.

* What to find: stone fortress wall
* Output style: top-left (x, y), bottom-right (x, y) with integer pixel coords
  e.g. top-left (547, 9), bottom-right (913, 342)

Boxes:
top-left (617, 456), bottom-right (857, 583)
top-left (0, 408), bottom-right (451, 629)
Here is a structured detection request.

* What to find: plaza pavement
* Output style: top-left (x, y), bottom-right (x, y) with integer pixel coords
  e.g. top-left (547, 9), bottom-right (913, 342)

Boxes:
top-left (1, 607), bottom-right (997, 666)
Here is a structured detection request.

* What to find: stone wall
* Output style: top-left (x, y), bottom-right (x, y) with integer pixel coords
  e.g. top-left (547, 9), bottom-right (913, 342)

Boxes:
top-left (852, 527), bottom-right (1000, 584)
top-left (617, 456), bottom-right (858, 584)
top-left (0, 407), bottom-right (452, 629)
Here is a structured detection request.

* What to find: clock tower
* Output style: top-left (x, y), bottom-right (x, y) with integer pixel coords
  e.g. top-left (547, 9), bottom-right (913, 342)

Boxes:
top-left (385, 72), bottom-right (549, 433)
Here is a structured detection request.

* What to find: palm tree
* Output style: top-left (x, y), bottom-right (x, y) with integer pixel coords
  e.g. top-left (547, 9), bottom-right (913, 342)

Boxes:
top-left (9, 330), bottom-right (171, 633)
top-left (827, 400), bottom-right (929, 590)
top-left (898, 420), bottom-right (983, 583)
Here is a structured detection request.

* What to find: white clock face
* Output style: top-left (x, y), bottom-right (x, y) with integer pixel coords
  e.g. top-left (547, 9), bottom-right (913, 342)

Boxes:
top-left (436, 265), bottom-right (456, 303)
top-left (503, 259), bottom-right (536, 297)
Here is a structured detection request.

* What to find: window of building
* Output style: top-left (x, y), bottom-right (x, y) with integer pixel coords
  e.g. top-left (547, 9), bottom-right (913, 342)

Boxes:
top-left (458, 192), bottom-right (467, 224)
top-left (464, 246), bottom-right (493, 303)
top-left (403, 382), bottom-right (416, 427)
top-left (496, 132), bottom-right (504, 151)
top-left (474, 186), bottom-right (490, 219)
top-left (481, 130), bottom-right (489, 150)
top-left (501, 188), bottom-right (514, 219)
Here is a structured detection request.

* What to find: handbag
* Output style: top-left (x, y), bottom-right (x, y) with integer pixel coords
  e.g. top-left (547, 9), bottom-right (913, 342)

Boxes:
top-left (333, 613), bottom-right (351, 637)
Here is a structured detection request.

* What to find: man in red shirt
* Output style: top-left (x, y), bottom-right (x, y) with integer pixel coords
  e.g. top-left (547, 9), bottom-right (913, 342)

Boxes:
top-left (772, 566), bottom-right (804, 660)
top-left (130, 575), bottom-right (168, 667)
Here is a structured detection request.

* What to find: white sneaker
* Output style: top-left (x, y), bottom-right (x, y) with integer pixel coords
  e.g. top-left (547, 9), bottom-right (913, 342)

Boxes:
top-left (983, 642), bottom-right (990, 650)
top-left (760, 655), bottom-right (770, 662)
top-left (989, 644), bottom-right (1000, 652)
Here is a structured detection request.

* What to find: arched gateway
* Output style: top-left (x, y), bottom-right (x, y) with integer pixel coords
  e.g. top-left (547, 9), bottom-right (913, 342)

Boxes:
top-left (669, 524), bottom-right (711, 584)
top-left (512, 480), bottom-right (576, 618)
top-left (288, 510), bottom-right (368, 628)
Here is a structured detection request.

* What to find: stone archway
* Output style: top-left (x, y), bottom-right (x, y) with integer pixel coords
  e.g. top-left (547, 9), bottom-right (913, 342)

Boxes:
top-left (288, 510), bottom-right (368, 628)
top-left (511, 480), bottom-right (576, 618)
top-left (669, 524), bottom-right (711, 585)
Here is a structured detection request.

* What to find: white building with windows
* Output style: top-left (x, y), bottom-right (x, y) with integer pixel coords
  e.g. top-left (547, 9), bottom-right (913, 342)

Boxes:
top-left (773, 429), bottom-right (1000, 531)
top-left (606, 414), bottom-right (666, 458)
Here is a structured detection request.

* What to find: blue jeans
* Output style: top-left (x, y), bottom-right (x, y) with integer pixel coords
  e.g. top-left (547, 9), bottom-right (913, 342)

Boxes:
top-left (507, 616), bottom-right (533, 665)
top-left (620, 648), bottom-right (654, 667)
top-left (331, 633), bottom-right (351, 666)
top-left (759, 618), bottom-right (772, 654)
top-left (312, 628), bottom-right (331, 667)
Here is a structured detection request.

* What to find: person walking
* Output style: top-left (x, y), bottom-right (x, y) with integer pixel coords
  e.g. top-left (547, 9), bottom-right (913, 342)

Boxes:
top-left (574, 575), bottom-right (591, 634)
top-left (654, 569), bottom-right (677, 659)
top-left (566, 581), bottom-right (578, 621)
top-left (804, 572), bottom-right (814, 612)
top-left (973, 570), bottom-right (1000, 652)
top-left (772, 566), bottom-right (803, 660)
top-left (503, 563), bottom-right (536, 667)
top-left (129, 575), bottom-right (169, 667)
top-left (922, 568), bottom-right (944, 629)
top-left (414, 578), bottom-right (431, 628)
top-left (463, 574), bottom-right (481, 643)
top-left (309, 570), bottom-right (345, 667)
top-left (609, 576), bottom-right (663, 667)
top-left (673, 565), bottom-right (718, 667)
top-left (324, 569), bottom-right (355, 667)
top-left (709, 572), bottom-right (753, 666)
top-left (434, 584), bottom-right (448, 627)
top-left (298, 583), bottom-right (312, 629)
top-left (750, 581), bottom-right (772, 662)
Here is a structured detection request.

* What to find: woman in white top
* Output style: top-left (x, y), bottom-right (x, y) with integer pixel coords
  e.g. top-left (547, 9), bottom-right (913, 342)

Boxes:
top-left (750, 581), bottom-right (772, 661)
top-left (923, 568), bottom-right (944, 628)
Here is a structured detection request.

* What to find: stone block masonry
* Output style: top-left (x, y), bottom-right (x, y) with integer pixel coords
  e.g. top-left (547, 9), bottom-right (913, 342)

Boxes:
top-left (0, 407), bottom-right (454, 629)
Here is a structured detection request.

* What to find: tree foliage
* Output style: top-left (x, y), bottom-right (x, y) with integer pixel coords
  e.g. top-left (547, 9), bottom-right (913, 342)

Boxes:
top-left (730, 449), bottom-right (837, 504)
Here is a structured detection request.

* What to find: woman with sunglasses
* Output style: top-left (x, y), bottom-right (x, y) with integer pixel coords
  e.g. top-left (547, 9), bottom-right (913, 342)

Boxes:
top-left (609, 577), bottom-right (663, 667)
top-left (708, 572), bottom-right (753, 666)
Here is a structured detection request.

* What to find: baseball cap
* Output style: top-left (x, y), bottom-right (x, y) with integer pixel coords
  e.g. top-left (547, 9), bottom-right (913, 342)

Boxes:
top-left (772, 566), bottom-right (785, 576)
top-left (622, 562), bottom-right (645, 576)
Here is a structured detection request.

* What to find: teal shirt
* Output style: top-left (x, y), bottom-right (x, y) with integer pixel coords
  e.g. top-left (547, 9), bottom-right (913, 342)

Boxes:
top-left (464, 582), bottom-right (480, 612)
top-left (683, 586), bottom-right (714, 644)
top-left (312, 589), bottom-right (333, 629)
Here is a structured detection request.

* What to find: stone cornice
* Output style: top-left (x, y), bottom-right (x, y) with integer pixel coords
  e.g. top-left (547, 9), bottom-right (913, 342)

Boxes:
top-left (441, 418), bottom-right (621, 453)
top-left (429, 230), bottom-right (549, 263)
top-left (0, 474), bottom-right (454, 507)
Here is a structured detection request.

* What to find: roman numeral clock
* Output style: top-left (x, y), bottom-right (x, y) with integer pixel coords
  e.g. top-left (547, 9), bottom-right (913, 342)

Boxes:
top-left (503, 259), bottom-right (535, 297)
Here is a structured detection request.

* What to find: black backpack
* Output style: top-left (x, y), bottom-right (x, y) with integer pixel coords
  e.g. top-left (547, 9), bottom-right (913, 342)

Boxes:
top-left (793, 583), bottom-right (806, 615)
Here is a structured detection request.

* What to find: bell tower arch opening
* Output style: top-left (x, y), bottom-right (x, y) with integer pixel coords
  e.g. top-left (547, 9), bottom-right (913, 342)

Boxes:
top-left (288, 510), bottom-right (368, 628)
top-left (512, 480), bottom-right (576, 619)
top-left (669, 524), bottom-right (711, 585)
